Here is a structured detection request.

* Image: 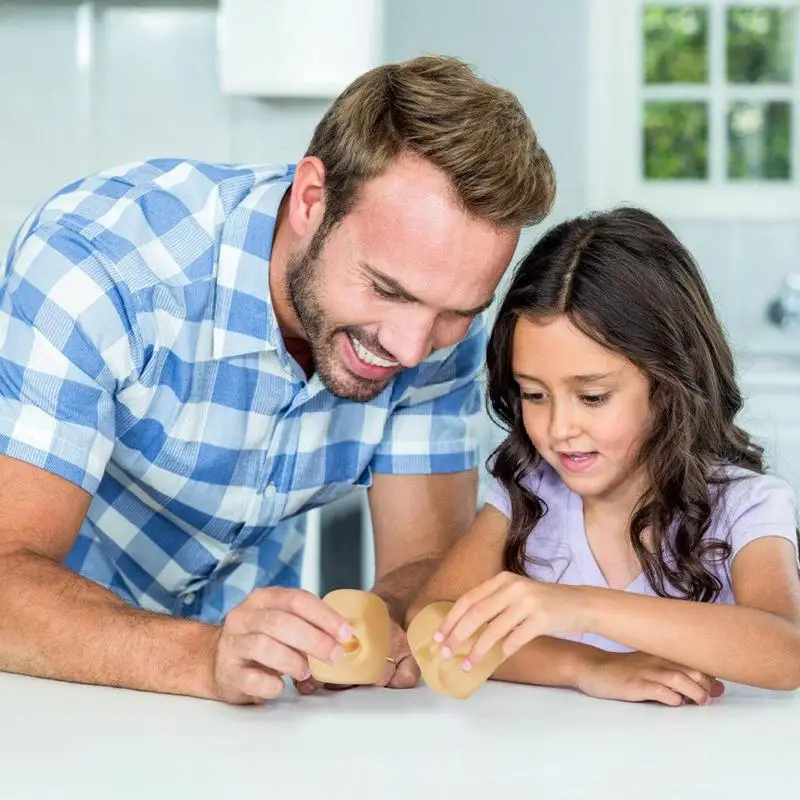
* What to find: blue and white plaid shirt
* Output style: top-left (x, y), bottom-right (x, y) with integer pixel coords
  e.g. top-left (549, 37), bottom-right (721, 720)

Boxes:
top-left (0, 159), bottom-right (485, 624)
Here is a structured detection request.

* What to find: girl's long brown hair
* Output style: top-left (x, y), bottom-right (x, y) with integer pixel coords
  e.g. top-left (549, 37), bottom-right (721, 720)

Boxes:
top-left (487, 207), bottom-right (765, 602)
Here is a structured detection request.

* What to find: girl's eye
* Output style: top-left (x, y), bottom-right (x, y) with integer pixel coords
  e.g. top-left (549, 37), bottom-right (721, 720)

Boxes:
top-left (581, 393), bottom-right (610, 406)
top-left (521, 391), bottom-right (546, 403)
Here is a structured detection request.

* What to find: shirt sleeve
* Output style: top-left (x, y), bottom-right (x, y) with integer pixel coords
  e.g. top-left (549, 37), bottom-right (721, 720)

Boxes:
top-left (0, 224), bottom-right (140, 494)
top-left (721, 472), bottom-right (799, 563)
top-left (484, 460), bottom-right (549, 519)
top-left (369, 313), bottom-right (487, 475)
top-left (485, 474), bottom-right (512, 517)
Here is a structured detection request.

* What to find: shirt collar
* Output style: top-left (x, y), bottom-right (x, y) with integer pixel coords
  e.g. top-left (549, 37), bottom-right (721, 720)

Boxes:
top-left (212, 165), bottom-right (294, 361)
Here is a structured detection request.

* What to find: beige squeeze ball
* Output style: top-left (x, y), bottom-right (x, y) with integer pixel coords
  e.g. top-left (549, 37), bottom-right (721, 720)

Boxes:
top-left (307, 589), bottom-right (392, 684)
top-left (407, 601), bottom-right (504, 699)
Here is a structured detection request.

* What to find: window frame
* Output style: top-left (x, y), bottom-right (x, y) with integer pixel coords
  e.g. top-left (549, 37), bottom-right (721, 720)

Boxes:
top-left (586, 0), bottom-right (800, 220)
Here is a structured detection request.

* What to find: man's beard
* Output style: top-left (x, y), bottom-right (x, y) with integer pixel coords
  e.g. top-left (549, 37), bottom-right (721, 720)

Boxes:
top-left (285, 231), bottom-right (395, 402)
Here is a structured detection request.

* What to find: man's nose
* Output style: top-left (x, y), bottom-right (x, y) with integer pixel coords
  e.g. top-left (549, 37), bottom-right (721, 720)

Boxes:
top-left (380, 316), bottom-right (436, 368)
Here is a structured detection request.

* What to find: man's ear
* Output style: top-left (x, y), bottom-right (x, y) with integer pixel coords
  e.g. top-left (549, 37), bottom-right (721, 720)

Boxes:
top-left (286, 156), bottom-right (326, 239)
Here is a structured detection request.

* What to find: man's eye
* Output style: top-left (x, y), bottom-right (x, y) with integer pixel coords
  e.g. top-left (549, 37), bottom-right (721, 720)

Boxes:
top-left (372, 283), bottom-right (399, 300)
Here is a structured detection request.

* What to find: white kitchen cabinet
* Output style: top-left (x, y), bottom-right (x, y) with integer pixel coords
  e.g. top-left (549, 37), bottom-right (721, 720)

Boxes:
top-left (739, 355), bottom-right (800, 493)
top-left (217, 0), bottom-right (383, 98)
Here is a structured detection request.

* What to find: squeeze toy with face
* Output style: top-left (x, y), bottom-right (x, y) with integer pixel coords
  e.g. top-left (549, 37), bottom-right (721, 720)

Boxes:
top-left (407, 601), bottom-right (504, 699)
top-left (308, 589), bottom-right (392, 684)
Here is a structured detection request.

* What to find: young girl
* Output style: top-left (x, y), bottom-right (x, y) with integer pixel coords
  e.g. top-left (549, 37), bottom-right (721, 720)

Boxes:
top-left (407, 206), bottom-right (800, 706)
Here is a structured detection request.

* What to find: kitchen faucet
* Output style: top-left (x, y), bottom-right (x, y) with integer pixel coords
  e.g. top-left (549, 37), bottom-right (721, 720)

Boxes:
top-left (767, 273), bottom-right (800, 329)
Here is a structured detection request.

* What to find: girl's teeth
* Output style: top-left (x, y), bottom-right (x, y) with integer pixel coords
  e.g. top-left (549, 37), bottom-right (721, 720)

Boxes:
top-left (351, 335), bottom-right (398, 368)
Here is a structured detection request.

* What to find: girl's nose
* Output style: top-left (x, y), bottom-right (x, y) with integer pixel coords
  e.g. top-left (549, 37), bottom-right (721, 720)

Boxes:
top-left (549, 399), bottom-right (581, 441)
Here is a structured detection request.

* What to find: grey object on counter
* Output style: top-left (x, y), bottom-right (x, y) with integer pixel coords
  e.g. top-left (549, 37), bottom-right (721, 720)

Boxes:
top-left (767, 274), bottom-right (800, 329)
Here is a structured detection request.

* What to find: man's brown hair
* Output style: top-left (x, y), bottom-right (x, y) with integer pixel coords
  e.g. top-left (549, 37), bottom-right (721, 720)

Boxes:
top-left (305, 55), bottom-right (556, 233)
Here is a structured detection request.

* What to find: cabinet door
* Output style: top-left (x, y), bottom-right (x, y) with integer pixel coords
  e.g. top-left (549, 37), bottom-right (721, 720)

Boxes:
top-left (740, 387), bottom-right (800, 493)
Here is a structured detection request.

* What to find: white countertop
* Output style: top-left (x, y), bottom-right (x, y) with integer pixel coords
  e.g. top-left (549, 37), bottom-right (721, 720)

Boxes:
top-left (737, 337), bottom-right (800, 386)
top-left (739, 326), bottom-right (800, 360)
top-left (0, 672), bottom-right (796, 800)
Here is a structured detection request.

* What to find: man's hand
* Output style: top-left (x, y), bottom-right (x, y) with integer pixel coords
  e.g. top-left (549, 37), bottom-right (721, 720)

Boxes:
top-left (294, 619), bottom-right (421, 695)
top-left (211, 586), bottom-right (353, 705)
top-left (575, 650), bottom-right (726, 707)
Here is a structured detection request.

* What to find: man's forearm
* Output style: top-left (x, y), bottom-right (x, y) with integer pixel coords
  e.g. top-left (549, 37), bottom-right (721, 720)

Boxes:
top-left (372, 556), bottom-right (443, 626)
top-left (0, 550), bottom-right (219, 698)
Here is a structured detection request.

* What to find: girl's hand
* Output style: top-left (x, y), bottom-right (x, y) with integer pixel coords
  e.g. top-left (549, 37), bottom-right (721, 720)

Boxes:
top-left (575, 650), bottom-right (726, 706)
top-left (433, 572), bottom-right (584, 671)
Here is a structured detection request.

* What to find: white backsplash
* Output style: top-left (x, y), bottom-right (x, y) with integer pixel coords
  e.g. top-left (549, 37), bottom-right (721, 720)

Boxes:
top-left (667, 219), bottom-right (800, 358)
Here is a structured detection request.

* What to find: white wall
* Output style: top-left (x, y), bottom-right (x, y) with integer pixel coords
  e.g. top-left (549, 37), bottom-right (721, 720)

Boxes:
top-left (386, 0), bottom-right (588, 232)
top-left (0, 0), bottom-right (330, 253)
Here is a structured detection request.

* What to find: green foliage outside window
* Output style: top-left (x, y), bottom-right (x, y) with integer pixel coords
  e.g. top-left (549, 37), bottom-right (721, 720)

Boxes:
top-left (644, 101), bottom-right (709, 178)
top-left (644, 6), bottom-right (708, 83)
top-left (642, 4), bottom-right (795, 181)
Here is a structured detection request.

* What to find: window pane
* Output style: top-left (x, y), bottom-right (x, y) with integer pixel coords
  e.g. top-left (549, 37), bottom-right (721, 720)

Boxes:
top-left (644, 5), bottom-right (708, 83)
top-left (727, 8), bottom-right (797, 84)
top-left (727, 101), bottom-right (791, 178)
top-left (644, 101), bottom-right (709, 178)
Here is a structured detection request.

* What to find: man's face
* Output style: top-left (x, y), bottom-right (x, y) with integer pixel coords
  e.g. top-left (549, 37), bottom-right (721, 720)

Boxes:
top-left (286, 154), bottom-right (520, 402)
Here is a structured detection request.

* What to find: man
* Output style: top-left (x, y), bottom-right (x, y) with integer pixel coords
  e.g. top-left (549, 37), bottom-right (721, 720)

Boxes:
top-left (0, 56), bottom-right (554, 704)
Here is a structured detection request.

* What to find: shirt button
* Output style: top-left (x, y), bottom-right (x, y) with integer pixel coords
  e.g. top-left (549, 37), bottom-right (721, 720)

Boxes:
top-left (183, 593), bottom-right (195, 605)
top-left (264, 484), bottom-right (277, 496)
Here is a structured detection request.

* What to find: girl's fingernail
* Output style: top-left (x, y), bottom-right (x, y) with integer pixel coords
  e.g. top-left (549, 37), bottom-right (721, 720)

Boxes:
top-left (329, 646), bottom-right (343, 663)
top-left (440, 646), bottom-right (452, 659)
top-left (433, 632), bottom-right (444, 643)
top-left (339, 623), bottom-right (352, 642)
top-left (301, 669), bottom-right (311, 680)
top-left (461, 660), bottom-right (473, 672)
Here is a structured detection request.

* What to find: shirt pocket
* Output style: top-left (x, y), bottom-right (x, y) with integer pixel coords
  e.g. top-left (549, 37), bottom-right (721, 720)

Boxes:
top-left (286, 467), bottom-right (373, 516)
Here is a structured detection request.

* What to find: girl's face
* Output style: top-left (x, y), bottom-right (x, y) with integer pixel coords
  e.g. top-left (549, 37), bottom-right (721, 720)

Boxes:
top-left (512, 314), bottom-right (653, 506)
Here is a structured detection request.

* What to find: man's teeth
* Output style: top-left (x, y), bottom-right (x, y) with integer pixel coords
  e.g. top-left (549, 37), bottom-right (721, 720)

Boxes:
top-left (350, 335), bottom-right (398, 368)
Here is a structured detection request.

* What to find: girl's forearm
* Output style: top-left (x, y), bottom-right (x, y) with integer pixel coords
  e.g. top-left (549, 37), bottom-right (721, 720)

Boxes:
top-left (491, 634), bottom-right (607, 688)
top-left (574, 586), bottom-right (800, 690)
